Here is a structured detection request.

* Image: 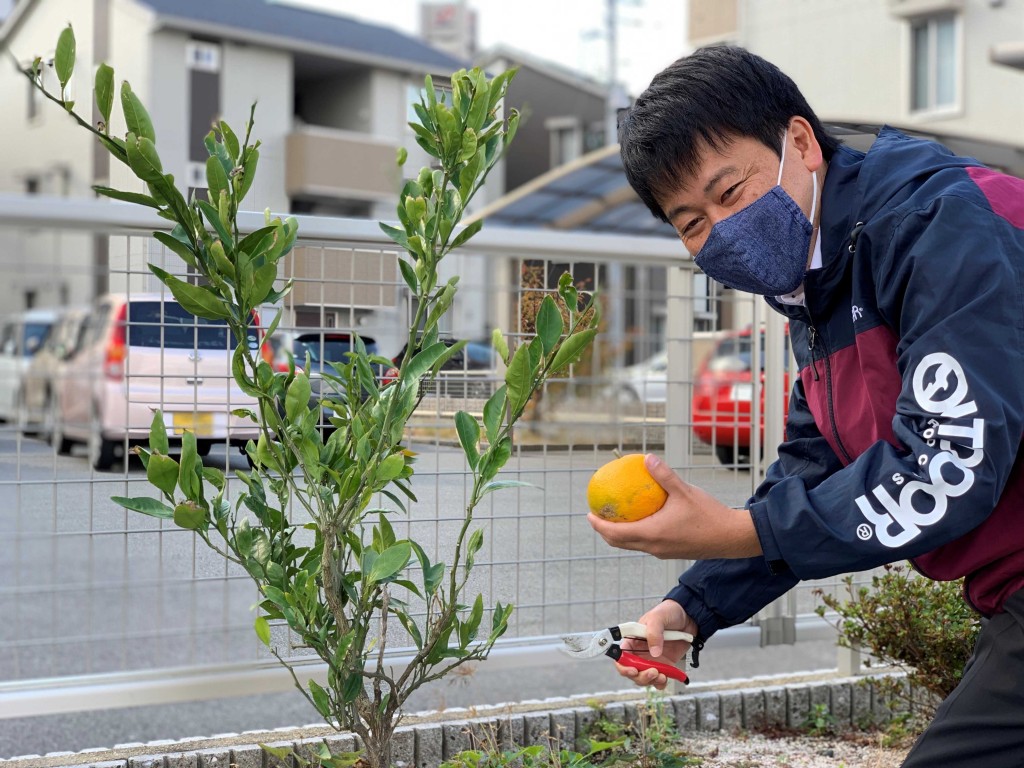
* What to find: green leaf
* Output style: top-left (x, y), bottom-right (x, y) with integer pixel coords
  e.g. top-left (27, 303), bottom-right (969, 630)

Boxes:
top-left (550, 329), bottom-right (598, 374)
top-left (206, 154), bottom-right (230, 201)
top-left (153, 231), bottom-right (198, 271)
top-left (505, 343), bottom-right (533, 415)
top-left (125, 134), bottom-right (163, 183)
top-left (55, 25), bottom-right (75, 90)
top-left (111, 496), bottom-right (174, 519)
top-left (237, 147), bottom-right (259, 202)
top-left (404, 342), bottom-right (449, 381)
top-left (481, 479), bottom-right (537, 496)
top-left (178, 430), bottom-right (200, 500)
top-left (396, 146), bottom-right (408, 166)
top-left (197, 199), bottom-right (233, 249)
top-left (149, 410), bottom-right (169, 455)
top-left (285, 372), bottom-right (312, 421)
top-left (173, 501), bottom-right (206, 530)
top-left (482, 385), bottom-right (506, 445)
top-left (220, 120), bottom-right (240, 161)
top-left (308, 679), bottom-right (332, 718)
top-left (121, 82), bottom-right (155, 142)
top-left (367, 541), bottom-right (411, 584)
top-left (93, 185), bottom-right (160, 209)
top-left (94, 63), bottom-right (114, 128)
top-left (536, 296), bottom-right (564, 355)
top-left (450, 219), bottom-right (482, 251)
top-left (466, 528), bottom-right (485, 571)
top-left (147, 453), bottom-right (179, 498)
top-left (254, 615), bottom-right (271, 647)
top-left (148, 265), bottom-right (231, 321)
top-left (341, 674), bottom-right (362, 704)
top-left (455, 411), bottom-right (480, 469)
top-left (376, 453), bottom-right (406, 484)
top-left (460, 594), bottom-right (484, 647)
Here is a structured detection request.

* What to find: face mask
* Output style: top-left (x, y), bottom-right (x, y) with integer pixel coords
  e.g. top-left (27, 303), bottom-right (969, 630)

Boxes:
top-left (693, 133), bottom-right (817, 296)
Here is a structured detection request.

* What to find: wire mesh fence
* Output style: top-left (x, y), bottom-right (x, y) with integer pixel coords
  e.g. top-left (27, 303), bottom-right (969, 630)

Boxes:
top-left (0, 197), bottom-right (868, 719)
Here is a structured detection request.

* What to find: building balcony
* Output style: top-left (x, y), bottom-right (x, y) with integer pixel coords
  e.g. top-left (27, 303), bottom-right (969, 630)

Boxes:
top-left (285, 125), bottom-right (401, 203)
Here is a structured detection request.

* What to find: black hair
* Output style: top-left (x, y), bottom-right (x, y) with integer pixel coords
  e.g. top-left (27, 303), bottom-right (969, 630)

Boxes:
top-left (619, 45), bottom-right (841, 222)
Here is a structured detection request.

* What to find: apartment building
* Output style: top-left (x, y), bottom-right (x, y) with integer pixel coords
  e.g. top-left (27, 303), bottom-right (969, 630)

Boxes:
top-left (0, 0), bottom-right (466, 331)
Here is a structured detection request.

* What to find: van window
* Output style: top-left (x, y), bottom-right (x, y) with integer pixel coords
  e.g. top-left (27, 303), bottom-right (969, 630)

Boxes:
top-left (124, 301), bottom-right (253, 350)
top-left (22, 322), bottom-right (53, 356)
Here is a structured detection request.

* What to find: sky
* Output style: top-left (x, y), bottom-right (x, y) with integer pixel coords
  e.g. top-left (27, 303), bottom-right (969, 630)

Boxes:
top-left (282, 0), bottom-right (689, 96)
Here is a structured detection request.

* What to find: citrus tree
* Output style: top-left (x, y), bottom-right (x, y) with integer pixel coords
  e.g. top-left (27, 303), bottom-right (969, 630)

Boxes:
top-left (21, 25), bottom-right (599, 768)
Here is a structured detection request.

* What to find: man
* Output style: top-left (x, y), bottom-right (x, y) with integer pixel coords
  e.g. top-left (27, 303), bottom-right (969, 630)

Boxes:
top-left (589, 45), bottom-right (1024, 766)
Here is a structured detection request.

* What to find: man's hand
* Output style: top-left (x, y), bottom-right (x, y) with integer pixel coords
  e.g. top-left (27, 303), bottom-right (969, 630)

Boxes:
top-left (588, 454), bottom-right (762, 560)
top-left (615, 600), bottom-right (699, 690)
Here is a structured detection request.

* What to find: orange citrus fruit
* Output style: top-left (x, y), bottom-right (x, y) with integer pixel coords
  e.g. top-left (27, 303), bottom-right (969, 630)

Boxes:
top-left (587, 453), bottom-right (668, 522)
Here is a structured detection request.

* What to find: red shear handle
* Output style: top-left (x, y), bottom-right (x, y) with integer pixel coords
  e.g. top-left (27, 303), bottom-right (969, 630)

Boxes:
top-left (618, 650), bottom-right (689, 685)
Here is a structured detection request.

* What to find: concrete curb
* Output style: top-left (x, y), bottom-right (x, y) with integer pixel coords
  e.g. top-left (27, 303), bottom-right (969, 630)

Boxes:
top-left (3, 673), bottom-right (915, 768)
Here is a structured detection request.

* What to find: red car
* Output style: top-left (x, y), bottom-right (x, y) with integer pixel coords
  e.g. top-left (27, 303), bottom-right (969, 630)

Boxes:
top-left (692, 328), bottom-right (791, 466)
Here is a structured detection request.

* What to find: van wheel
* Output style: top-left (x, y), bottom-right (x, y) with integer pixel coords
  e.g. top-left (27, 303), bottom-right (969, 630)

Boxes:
top-left (196, 440), bottom-right (213, 457)
top-left (714, 445), bottom-right (737, 466)
top-left (51, 419), bottom-right (73, 455)
top-left (89, 428), bottom-right (117, 471)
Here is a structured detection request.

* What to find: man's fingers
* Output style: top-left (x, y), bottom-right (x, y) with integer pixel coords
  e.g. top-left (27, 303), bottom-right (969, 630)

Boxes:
top-left (644, 453), bottom-right (683, 495)
top-left (644, 613), bottom-right (665, 658)
top-left (613, 661), bottom-right (666, 689)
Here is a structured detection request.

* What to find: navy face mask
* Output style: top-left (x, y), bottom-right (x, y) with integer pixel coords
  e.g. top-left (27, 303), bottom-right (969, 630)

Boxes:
top-left (693, 134), bottom-right (818, 296)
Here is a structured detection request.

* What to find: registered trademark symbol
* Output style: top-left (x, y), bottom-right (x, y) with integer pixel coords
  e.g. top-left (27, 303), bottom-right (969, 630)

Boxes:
top-left (856, 524), bottom-right (873, 541)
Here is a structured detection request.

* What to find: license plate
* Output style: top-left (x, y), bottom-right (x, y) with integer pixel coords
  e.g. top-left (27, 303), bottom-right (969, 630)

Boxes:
top-left (730, 383), bottom-right (753, 402)
top-left (171, 411), bottom-right (215, 437)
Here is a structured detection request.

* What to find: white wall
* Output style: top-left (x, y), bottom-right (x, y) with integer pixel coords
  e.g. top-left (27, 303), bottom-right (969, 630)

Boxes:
top-left (221, 40), bottom-right (292, 214)
top-left (738, 0), bottom-right (1024, 146)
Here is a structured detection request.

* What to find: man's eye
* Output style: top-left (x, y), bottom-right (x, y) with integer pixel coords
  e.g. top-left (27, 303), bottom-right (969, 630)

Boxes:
top-left (721, 183), bottom-right (741, 203)
top-left (680, 217), bottom-right (701, 237)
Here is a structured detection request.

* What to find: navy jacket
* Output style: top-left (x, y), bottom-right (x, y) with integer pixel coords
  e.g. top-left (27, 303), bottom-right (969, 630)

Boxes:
top-left (668, 127), bottom-right (1024, 641)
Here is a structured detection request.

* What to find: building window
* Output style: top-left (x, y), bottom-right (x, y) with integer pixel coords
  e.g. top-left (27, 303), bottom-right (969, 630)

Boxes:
top-left (186, 40), bottom-right (221, 73)
top-left (911, 14), bottom-right (958, 112)
top-left (545, 116), bottom-right (582, 167)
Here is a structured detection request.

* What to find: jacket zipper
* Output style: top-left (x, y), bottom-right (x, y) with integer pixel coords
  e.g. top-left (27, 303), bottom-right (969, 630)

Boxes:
top-left (807, 320), bottom-right (854, 464)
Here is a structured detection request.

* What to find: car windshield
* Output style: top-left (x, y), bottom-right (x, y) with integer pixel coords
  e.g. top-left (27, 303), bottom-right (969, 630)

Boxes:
top-left (22, 322), bottom-right (53, 356)
top-left (708, 333), bottom-right (791, 373)
top-left (292, 335), bottom-right (377, 364)
top-left (125, 301), bottom-right (255, 350)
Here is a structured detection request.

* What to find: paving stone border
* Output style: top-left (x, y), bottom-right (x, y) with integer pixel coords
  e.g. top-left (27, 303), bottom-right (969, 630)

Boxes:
top-left (3, 673), bottom-right (919, 768)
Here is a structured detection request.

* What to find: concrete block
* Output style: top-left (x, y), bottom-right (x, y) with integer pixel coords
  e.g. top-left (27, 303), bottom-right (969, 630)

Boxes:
top-left (671, 696), bottom-right (697, 733)
top-left (852, 681), bottom-right (873, 728)
top-left (390, 726), bottom-right (416, 768)
top-left (323, 734), bottom-right (358, 758)
top-left (694, 692), bottom-right (721, 731)
top-left (442, 721), bottom-right (473, 759)
top-left (786, 685), bottom-right (810, 729)
top-left (549, 709), bottom-right (576, 750)
top-left (496, 715), bottom-right (524, 751)
top-left (762, 686), bottom-right (787, 729)
top-left (128, 757), bottom-right (165, 768)
top-left (196, 749), bottom-right (232, 768)
top-left (830, 683), bottom-right (853, 725)
top-left (719, 692), bottom-right (743, 732)
top-left (292, 739), bottom-right (323, 767)
top-left (523, 712), bottom-right (551, 747)
top-left (574, 706), bottom-right (601, 748)
top-left (601, 702), bottom-right (626, 725)
top-left (740, 689), bottom-right (766, 730)
top-left (809, 682), bottom-right (832, 712)
top-left (262, 741), bottom-right (294, 768)
top-left (164, 754), bottom-right (198, 768)
top-left (87, 762), bottom-right (130, 768)
top-left (871, 684), bottom-right (893, 724)
top-left (414, 724), bottom-right (443, 768)
top-left (891, 679), bottom-right (912, 715)
top-left (621, 701), bottom-right (641, 728)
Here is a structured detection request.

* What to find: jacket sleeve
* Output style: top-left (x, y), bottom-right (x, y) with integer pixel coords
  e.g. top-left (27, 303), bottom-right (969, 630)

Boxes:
top-left (748, 194), bottom-right (1024, 580)
top-left (665, 376), bottom-right (843, 638)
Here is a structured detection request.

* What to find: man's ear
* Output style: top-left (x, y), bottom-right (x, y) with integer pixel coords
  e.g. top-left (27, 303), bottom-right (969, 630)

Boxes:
top-left (790, 116), bottom-right (824, 173)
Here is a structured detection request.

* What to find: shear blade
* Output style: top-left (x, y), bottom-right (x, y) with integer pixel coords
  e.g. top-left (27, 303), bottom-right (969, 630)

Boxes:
top-left (559, 631), bottom-right (606, 658)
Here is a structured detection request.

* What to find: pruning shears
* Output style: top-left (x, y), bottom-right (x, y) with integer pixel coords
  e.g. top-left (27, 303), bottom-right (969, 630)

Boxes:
top-left (559, 622), bottom-right (694, 685)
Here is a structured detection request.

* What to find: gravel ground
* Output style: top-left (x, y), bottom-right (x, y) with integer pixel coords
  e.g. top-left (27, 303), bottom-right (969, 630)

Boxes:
top-left (672, 731), bottom-right (909, 767)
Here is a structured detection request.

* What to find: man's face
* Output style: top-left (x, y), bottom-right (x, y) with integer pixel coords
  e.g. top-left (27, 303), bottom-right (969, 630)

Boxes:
top-left (656, 122), bottom-right (821, 257)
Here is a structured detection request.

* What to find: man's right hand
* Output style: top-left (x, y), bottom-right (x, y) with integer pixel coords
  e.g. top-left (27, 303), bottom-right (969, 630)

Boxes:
top-left (614, 599), bottom-right (699, 690)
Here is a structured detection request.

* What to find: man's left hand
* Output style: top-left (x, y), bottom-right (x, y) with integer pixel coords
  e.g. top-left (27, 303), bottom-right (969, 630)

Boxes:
top-left (587, 454), bottom-right (763, 560)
